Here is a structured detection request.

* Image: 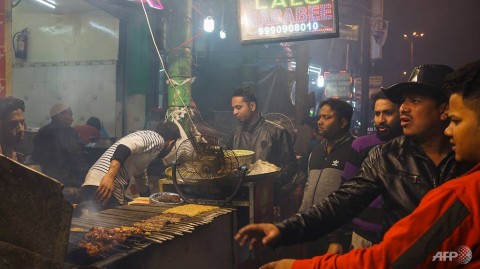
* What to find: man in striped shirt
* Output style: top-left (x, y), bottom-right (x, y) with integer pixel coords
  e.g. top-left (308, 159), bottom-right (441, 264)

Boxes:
top-left (80, 121), bottom-right (180, 209)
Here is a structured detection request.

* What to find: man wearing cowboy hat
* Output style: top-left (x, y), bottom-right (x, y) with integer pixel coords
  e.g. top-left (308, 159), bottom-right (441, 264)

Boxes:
top-left (234, 64), bottom-right (472, 257)
top-left (32, 103), bottom-right (88, 191)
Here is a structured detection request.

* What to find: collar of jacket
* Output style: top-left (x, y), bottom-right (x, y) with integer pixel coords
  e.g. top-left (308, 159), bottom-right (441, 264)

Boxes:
top-left (397, 135), bottom-right (454, 161)
top-left (242, 115), bottom-right (265, 133)
top-left (321, 132), bottom-right (354, 152)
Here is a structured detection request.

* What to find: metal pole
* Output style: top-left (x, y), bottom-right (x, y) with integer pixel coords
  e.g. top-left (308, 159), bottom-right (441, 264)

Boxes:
top-left (410, 40), bottom-right (414, 69)
top-left (294, 42), bottom-right (309, 124)
top-left (346, 43), bottom-right (350, 71)
top-left (360, 0), bottom-right (371, 136)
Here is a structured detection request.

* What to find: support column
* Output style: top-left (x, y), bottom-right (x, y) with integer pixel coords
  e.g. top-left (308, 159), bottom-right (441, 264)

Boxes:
top-left (240, 45), bottom-right (257, 89)
top-left (360, 0), bottom-right (372, 136)
top-left (166, 0), bottom-right (192, 109)
top-left (294, 42), bottom-right (309, 124)
top-left (0, 0), bottom-right (12, 97)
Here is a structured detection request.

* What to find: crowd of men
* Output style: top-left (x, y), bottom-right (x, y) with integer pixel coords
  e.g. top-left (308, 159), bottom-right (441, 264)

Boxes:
top-left (236, 60), bottom-right (480, 268)
top-left (1, 58), bottom-right (479, 268)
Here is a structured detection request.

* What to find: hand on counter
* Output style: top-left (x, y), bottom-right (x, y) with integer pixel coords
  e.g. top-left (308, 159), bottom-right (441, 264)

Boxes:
top-left (234, 223), bottom-right (281, 250)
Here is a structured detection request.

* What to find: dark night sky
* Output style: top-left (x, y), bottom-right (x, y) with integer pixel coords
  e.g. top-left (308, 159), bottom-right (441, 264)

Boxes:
top-left (381, 0), bottom-right (480, 85)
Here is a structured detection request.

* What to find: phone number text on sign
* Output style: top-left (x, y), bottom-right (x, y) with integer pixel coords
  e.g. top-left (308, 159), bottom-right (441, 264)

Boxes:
top-left (258, 22), bottom-right (326, 35)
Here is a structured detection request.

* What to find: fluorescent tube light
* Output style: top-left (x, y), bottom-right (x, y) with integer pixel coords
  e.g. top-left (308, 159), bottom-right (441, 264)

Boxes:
top-left (34, 0), bottom-right (56, 9)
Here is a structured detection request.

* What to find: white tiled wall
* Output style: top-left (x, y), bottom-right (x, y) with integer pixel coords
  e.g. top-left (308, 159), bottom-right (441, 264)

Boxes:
top-left (11, 60), bottom-right (118, 137)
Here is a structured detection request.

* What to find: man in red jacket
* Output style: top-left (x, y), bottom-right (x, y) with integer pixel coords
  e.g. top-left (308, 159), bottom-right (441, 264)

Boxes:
top-left (257, 60), bottom-right (480, 268)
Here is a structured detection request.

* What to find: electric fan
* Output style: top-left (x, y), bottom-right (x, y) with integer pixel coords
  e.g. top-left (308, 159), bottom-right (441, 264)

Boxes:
top-left (171, 135), bottom-right (248, 205)
top-left (263, 113), bottom-right (297, 144)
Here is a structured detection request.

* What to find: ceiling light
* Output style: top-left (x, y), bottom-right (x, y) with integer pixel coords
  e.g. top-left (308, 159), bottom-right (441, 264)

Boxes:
top-left (34, 0), bottom-right (56, 9)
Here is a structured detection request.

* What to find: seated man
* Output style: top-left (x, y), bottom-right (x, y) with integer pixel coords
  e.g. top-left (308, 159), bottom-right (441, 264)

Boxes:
top-left (255, 60), bottom-right (480, 268)
top-left (32, 103), bottom-right (87, 187)
top-left (74, 116), bottom-right (102, 144)
top-left (0, 97), bottom-right (26, 161)
top-left (80, 121), bottom-right (180, 209)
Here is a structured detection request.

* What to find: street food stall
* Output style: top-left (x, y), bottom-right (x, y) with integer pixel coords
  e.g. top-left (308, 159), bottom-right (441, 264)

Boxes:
top-left (0, 155), bottom-right (237, 269)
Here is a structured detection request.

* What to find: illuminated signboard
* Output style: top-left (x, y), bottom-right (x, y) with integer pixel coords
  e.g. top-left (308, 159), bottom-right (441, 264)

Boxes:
top-left (324, 72), bottom-right (352, 98)
top-left (239, 0), bottom-right (339, 44)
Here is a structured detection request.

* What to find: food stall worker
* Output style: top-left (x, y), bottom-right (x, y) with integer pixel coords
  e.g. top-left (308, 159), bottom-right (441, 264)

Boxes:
top-left (229, 86), bottom-right (298, 187)
top-left (80, 121), bottom-right (180, 209)
top-left (0, 97), bottom-right (26, 161)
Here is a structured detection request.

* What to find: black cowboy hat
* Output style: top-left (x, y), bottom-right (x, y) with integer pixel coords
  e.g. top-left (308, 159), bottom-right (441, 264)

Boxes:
top-left (382, 64), bottom-right (454, 104)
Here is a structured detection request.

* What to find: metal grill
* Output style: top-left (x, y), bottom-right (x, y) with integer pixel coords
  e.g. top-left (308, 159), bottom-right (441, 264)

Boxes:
top-left (66, 204), bottom-right (234, 266)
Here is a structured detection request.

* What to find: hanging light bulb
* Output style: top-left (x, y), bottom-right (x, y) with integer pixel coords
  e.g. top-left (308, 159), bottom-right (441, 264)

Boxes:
top-left (219, 28), bottom-right (226, 39)
top-left (317, 75), bottom-right (325, 87)
top-left (204, 16), bottom-right (215, 33)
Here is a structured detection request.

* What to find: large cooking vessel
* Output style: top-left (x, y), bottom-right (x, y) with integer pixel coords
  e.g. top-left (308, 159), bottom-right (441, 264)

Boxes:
top-left (85, 137), bottom-right (116, 166)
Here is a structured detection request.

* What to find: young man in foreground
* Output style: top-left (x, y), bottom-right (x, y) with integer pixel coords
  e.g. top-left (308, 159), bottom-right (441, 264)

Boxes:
top-left (258, 60), bottom-right (480, 268)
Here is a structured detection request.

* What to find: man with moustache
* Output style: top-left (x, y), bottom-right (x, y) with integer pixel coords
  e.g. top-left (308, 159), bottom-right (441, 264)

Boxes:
top-left (235, 64), bottom-right (471, 258)
top-left (298, 98), bottom-right (354, 255)
top-left (0, 97), bottom-right (26, 161)
top-left (343, 91), bottom-right (402, 249)
top-left (256, 60), bottom-right (480, 269)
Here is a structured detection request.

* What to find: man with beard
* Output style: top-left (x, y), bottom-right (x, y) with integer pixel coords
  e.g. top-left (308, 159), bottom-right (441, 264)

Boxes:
top-left (298, 98), bottom-right (354, 255)
top-left (342, 91), bottom-right (402, 249)
top-left (235, 64), bottom-right (471, 261)
top-left (80, 121), bottom-right (180, 209)
top-left (0, 97), bottom-right (26, 161)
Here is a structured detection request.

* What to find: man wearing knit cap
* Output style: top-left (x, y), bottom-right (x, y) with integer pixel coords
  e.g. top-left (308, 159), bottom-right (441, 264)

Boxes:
top-left (32, 103), bottom-right (87, 193)
top-left (235, 64), bottom-right (472, 263)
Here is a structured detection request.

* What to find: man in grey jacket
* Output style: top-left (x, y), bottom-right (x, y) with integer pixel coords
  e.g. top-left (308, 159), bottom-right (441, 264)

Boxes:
top-left (299, 98), bottom-right (354, 255)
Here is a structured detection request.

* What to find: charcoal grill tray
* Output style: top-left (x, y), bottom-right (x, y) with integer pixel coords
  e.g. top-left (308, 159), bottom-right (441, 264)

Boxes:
top-left (66, 204), bottom-right (234, 267)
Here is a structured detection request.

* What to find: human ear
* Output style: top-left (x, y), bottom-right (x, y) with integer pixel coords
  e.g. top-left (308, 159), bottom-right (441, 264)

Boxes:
top-left (250, 102), bottom-right (256, 112)
top-left (440, 103), bottom-right (449, 121)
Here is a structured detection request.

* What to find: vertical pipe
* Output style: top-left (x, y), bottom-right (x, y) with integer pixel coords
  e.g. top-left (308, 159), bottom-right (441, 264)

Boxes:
top-left (294, 42), bottom-right (309, 124)
top-left (360, 0), bottom-right (371, 136)
top-left (410, 40), bottom-right (414, 69)
top-left (346, 43), bottom-right (350, 71)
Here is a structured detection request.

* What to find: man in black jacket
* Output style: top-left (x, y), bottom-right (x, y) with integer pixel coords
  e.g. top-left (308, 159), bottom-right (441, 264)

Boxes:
top-left (229, 86), bottom-right (298, 185)
top-left (235, 64), bottom-right (471, 251)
